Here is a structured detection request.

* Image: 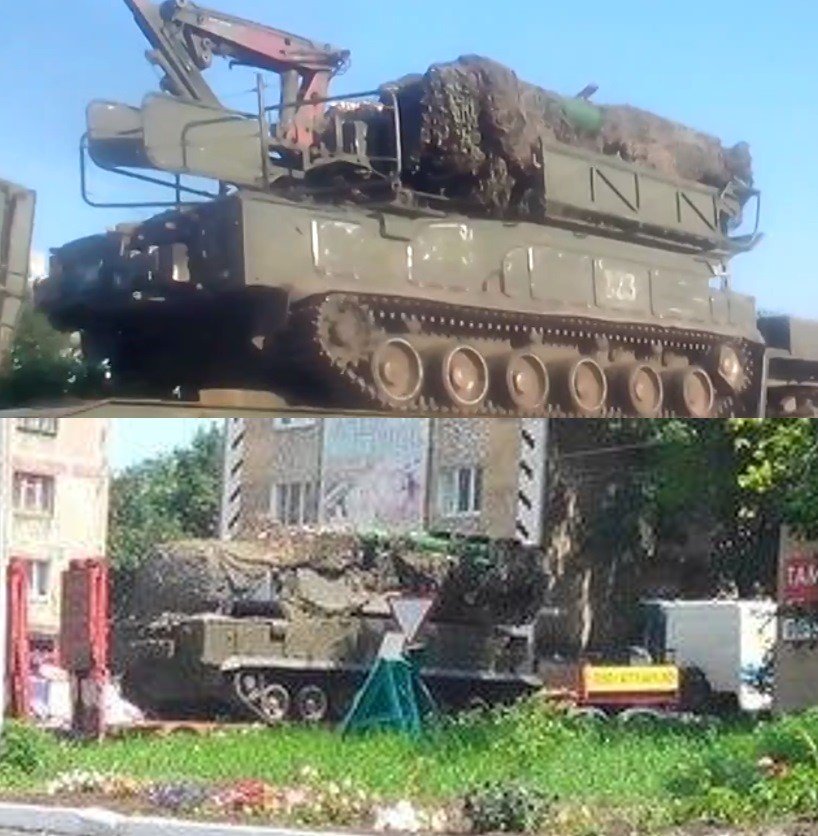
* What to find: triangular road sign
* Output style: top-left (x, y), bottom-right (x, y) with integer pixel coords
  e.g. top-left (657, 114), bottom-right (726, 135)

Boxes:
top-left (389, 596), bottom-right (434, 643)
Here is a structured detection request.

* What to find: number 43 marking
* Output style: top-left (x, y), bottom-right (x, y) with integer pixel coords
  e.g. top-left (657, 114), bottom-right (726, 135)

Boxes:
top-left (605, 270), bottom-right (637, 302)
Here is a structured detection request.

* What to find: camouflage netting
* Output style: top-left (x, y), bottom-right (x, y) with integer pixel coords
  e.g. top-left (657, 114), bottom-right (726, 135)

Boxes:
top-left (124, 529), bottom-right (553, 627)
top-left (374, 56), bottom-right (753, 219)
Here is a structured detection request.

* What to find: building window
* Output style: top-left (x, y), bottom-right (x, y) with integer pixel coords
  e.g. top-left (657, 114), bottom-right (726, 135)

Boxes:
top-left (17, 417), bottom-right (59, 436)
top-left (272, 482), bottom-right (319, 525)
top-left (12, 473), bottom-right (55, 515)
top-left (438, 466), bottom-right (483, 516)
top-left (25, 560), bottom-right (51, 601)
top-left (272, 418), bottom-right (316, 430)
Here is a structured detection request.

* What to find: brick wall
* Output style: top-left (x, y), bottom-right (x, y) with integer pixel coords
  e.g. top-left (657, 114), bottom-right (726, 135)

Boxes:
top-left (484, 419), bottom-right (522, 540)
top-left (237, 417), bottom-right (536, 542)
top-left (427, 418), bottom-right (521, 538)
top-left (239, 418), bottom-right (323, 533)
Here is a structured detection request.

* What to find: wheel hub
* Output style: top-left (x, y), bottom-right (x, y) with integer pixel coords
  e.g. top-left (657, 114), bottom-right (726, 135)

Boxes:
top-left (682, 368), bottom-right (715, 417)
top-left (570, 358), bottom-right (607, 414)
top-left (258, 683), bottom-right (290, 724)
top-left (628, 364), bottom-right (663, 417)
top-left (664, 366), bottom-right (715, 417)
top-left (451, 356), bottom-right (477, 392)
top-left (371, 338), bottom-right (423, 406)
top-left (297, 685), bottom-right (329, 723)
top-left (504, 351), bottom-right (548, 410)
top-left (442, 345), bottom-right (488, 408)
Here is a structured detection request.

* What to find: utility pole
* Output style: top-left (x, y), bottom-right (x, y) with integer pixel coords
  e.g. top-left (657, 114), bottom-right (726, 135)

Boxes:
top-left (0, 419), bottom-right (11, 727)
top-left (514, 418), bottom-right (549, 546)
top-left (219, 418), bottom-right (246, 540)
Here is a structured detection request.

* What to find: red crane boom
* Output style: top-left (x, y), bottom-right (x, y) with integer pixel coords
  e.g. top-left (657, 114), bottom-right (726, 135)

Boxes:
top-left (123, 0), bottom-right (350, 148)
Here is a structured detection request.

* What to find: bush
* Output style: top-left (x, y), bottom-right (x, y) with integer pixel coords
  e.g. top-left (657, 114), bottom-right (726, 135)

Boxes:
top-left (668, 752), bottom-right (760, 799)
top-left (667, 715), bottom-right (818, 824)
top-left (0, 722), bottom-right (55, 775)
top-left (675, 785), bottom-right (756, 824)
top-left (463, 781), bottom-right (554, 833)
top-left (748, 764), bottom-right (818, 816)
top-left (757, 711), bottom-right (818, 767)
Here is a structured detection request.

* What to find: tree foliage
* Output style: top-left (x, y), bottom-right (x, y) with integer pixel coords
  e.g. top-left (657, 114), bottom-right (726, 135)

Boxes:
top-left (607, 419), bottom-right (818, 594)
top-left (108, 424), bottom-right (224, 571)
top-left (729, 419), bottom-right (818, 530)
top-left (551, 418), bottom-right (818, 600)
top-left (0, 304), bottom-right (106, 407)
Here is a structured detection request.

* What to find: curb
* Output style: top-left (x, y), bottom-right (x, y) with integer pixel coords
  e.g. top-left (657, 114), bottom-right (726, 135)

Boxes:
top-left (0, 802), bottom-right (354, 836)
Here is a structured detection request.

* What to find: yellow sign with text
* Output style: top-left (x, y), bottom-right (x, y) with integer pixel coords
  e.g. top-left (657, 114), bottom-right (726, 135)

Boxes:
top-left (583, 665), bottom-right (679, 695)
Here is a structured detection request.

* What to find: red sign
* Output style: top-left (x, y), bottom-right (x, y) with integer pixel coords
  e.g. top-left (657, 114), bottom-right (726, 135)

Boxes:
top-left (783, 553), bottom-right (818, 605)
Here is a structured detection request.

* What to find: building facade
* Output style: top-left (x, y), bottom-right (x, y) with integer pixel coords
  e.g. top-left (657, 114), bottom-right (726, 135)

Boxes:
top-left (3, 417), bottom-right (110, 644)
top-left (223, 417), bottom-right (548, 542)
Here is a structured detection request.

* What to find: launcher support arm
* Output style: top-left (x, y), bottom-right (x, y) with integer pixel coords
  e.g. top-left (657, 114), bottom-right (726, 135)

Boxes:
top-left (123, 0), bottom-right (350, 148)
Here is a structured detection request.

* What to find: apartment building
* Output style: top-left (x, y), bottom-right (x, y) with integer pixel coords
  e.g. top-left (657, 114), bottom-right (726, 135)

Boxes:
top-left (2, 417), bottom-right (110, 644)
top-left (222, 417), bottom-right (547, 542)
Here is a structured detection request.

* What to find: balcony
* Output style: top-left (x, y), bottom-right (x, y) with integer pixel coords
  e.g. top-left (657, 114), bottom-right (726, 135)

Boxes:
top-left (10, 512), bottom-right (56, 546)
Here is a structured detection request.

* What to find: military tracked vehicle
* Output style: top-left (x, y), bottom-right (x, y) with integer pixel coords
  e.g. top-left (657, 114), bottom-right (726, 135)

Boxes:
top-left (117, 610), bottom-right (544, 724)
top-left (0, 179), bottom-right (35, 369)
top-left (31, 0), bottom-right (818, 417)
top-left (118, 603), bottom-right (724, 724)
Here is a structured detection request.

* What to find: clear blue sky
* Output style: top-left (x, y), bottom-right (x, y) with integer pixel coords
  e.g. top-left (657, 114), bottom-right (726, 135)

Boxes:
top-left (110, 418), bottom-right (220, 471)
top-left (2, 1), bottom-right (817, 315)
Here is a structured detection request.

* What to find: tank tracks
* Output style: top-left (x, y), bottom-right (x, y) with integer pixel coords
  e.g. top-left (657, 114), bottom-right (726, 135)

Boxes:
top-left (231, 669), bottom-right (340, 725)
top-left (277, 293), bottom-right (765, 419)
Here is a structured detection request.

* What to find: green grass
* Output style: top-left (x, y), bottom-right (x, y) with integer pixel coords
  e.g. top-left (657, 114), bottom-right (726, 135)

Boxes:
top-left (3, 701), bottom-right (818, 829)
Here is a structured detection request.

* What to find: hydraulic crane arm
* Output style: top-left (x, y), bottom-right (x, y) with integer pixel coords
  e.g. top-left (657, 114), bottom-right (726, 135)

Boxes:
top-left (123, 0), bottom-right (350, 146)
top-left (124, 0), bottom-right (221, 106)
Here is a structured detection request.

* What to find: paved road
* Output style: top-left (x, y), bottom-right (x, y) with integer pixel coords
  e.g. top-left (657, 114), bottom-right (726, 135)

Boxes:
top-left (0, 830), bottom-right (92, 836)
top-left (0, 831), bottom-right (53, 835)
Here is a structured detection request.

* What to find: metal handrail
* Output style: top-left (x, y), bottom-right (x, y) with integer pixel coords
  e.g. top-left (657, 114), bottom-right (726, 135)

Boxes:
top-left (80, 80), bottom-right (403, 210)
top-left (80, 133), bottom-right (220, 210)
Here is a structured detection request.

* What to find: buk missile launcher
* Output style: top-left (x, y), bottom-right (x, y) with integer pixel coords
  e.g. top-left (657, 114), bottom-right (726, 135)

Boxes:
top-left (117, 606), bottom-right (696, 725)
top-left (32, 0), bottom-right (818, 417)
top-left (113, 533), bottom-right (710, 725)
top-left (116, 609), bottom-right (544, 724)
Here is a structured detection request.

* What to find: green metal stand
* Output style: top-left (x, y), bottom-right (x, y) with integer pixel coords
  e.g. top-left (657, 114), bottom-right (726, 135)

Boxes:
top-left (341, 649), bottom-right (437, 736)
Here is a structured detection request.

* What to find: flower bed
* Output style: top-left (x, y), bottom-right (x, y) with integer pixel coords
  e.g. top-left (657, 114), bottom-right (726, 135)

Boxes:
top-left (39, 767), bottom-right (461, 833)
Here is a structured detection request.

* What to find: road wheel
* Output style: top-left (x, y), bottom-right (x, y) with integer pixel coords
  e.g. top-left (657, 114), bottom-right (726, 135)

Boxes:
top-left (616, 708), bottom-right (668, 729)
top-left (609, 362), bottom-right (663, 417)
top-left (258, 683), bottom-right (291, 725)
top-left (501, 350), bottom-right (549, 411)
top-left (296, 685), bottom-right (329, 723)
top-left (664, 366), bottom-right (715, 417)
top-left (552, 357), bottom-right (607, 415)
top-left (438, 344), bottom-right (490, 410)
top-left (371, 337), bottom-right (424, 408)
top-left (567, 706), bottom-right (609, 723)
